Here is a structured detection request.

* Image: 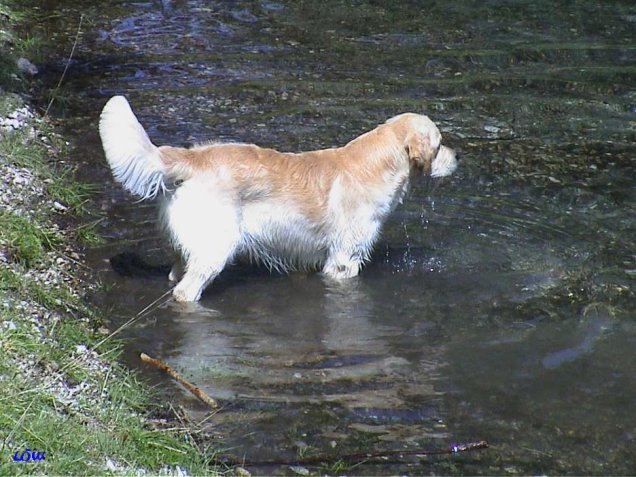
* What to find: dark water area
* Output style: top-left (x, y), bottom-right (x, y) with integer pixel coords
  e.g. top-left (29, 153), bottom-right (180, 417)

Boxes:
top-left (30, 0), bottom-right (635, 474)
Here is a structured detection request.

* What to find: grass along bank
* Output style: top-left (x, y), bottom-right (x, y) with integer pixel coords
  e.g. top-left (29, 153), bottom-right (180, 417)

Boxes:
top-left (0, 4), bottom-right (215, 475)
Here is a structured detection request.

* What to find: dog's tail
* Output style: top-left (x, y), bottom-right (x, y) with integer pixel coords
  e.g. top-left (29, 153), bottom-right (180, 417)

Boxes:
top-left (100, 96), bottom-right (183, 200)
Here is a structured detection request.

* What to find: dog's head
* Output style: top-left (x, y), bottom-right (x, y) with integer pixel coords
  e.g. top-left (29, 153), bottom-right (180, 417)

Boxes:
top-left (387, 113), bottom-right (457, 178)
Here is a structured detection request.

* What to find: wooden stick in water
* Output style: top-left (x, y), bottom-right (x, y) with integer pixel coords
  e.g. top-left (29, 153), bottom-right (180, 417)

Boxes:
top-left (140, 352), bottom-right (219, 409)
top-left (217, 439), bottom-right (489, 467)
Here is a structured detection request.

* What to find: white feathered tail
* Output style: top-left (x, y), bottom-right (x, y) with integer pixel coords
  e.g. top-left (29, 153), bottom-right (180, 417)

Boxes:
top-left (99, 96), bottom-right (168, 200)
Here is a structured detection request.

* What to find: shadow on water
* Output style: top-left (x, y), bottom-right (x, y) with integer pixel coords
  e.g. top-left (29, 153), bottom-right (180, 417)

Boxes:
top-left (30, 0), bottom-right (635, 473)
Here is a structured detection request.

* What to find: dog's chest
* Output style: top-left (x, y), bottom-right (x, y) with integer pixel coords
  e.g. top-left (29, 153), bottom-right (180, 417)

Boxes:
top-left (371, 169), bottom-right (411, 220)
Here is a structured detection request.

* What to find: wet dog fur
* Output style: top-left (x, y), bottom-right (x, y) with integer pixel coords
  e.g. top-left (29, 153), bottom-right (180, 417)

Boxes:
top-left (99, 96), bottom-right (457, 301)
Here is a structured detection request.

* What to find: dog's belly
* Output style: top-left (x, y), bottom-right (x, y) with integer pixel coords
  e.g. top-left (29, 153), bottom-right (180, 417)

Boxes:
top-left (238, 200), bottom-right (328, 271)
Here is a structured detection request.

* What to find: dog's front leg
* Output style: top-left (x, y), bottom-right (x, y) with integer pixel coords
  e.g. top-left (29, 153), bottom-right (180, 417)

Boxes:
top-left (323, 250), bottom-right (362, 280)
top-left (322, 220), bottom-right (379, 280)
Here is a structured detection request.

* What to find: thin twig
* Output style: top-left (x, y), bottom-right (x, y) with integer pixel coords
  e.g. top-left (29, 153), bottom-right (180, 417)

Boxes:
top-left (140, 352), bottom-right (219, 409)
top-left (44, 14), bottom-right (84, 118)
top-left (92, 288), bottom-right (173, 351)
top-left (217, 440), bottom-right (489, 467)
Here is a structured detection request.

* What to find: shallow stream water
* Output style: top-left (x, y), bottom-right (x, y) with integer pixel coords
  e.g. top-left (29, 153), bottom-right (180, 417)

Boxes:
top-left (32, 0), bottom-right (635, 474)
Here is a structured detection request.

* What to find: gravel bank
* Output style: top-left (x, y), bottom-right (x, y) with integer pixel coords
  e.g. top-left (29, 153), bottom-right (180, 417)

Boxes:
top-left (0, 96), bottom-right (209, 475)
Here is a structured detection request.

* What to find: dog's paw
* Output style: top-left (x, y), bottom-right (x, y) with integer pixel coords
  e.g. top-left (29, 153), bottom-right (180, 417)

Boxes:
top-left (168, 260), bottom-right (184, 282)
top-left (172, 284), bottom-right (201, 302)
top-left (322, 261), bottom-right (360, 280)
top-left (168, 268), bottom-right (180, 282)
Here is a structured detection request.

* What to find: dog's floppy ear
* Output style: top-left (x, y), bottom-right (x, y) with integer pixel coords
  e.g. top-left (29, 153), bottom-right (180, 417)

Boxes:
top-left (405, 131), bottom-right (434, 172)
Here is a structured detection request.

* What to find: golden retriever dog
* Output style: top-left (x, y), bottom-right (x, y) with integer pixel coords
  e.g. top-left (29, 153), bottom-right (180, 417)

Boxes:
top-left (99, 96), bottom-right (457, 302)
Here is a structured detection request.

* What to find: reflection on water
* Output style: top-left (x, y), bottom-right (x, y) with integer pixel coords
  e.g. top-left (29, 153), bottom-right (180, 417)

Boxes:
top-left (34, 0), bottom-right (635, 473)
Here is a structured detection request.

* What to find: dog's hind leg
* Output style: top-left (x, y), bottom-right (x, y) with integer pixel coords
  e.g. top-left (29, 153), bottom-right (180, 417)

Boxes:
top-left (167, 186), bottom-right (240, 302)
top-left (168, 256), bottom-right (184, 282)
top-left (172, 222), bottom-right (240, 302)
top-left (173, 264), bottom-right (222, 302)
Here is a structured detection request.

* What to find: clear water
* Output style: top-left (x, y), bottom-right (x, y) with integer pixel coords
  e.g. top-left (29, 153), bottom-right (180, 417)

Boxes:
top-left (33, 0), bottom-right (635, 474)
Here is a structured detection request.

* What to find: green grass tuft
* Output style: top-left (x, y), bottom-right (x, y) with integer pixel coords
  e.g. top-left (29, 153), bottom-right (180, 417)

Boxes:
top-left (0, 210), bottom-right (58, 267)
top-left (47, 171), bottom-right (99, 215)
top-left (71, 220), bottom-right (105, 246)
